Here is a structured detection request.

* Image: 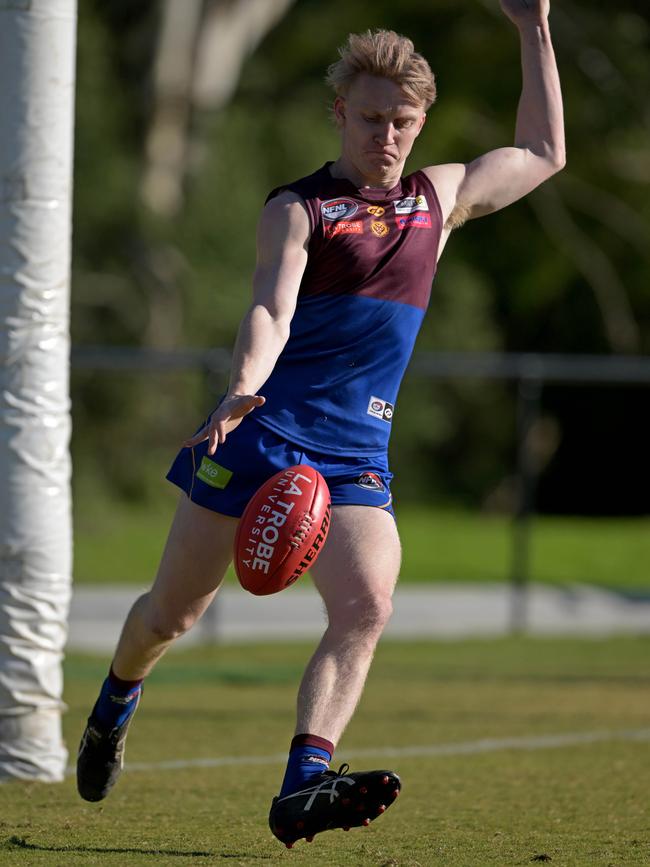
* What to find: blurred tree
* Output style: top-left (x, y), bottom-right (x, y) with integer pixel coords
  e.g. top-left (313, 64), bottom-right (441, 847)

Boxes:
top-left (71, 0), bottom-right (650, 512)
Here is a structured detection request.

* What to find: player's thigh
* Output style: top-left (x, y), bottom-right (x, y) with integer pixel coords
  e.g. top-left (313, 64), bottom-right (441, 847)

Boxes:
top-left (309, 504), bottom-right (401, 618)
top-left (148, 493), bottom-right (237, 617)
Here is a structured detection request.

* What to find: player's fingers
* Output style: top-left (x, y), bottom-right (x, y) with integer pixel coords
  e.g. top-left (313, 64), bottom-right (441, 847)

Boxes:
top-left (182, 426), bottom-right (208, 448)
top-left (219, 417), bottom-right (232, 443)
top-left (207, 424), bottom-right (221, 456)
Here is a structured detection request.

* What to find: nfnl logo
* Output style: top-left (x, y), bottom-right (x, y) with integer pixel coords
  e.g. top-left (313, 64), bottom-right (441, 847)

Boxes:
top-left (356, 472), bottom-right (385, 492)
top-left (321, 198), bottom-right (359, 221)
top-left (367, 396), bottom-right (394, 423)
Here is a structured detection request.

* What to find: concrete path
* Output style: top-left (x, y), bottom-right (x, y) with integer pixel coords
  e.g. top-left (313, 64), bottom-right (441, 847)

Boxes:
top-left (67, 583), bottom-right (650, 652)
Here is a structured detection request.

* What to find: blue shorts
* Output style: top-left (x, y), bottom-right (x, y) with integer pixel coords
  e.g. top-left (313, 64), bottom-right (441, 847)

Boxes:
top-left (166, 415), bottom-right (394, 518)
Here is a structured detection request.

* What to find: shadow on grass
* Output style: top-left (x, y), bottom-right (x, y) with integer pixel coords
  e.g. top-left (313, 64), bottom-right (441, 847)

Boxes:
top-left (4, 835), bottom-right (272, 859)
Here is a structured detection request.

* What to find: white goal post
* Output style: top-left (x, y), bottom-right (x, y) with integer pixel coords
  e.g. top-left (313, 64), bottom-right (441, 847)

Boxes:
top-left (0, 0), bottom-right (77, 781)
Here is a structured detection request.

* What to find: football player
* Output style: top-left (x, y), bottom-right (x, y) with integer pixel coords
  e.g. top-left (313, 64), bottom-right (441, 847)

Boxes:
top-left (78, 0), bottom-right (564, 848)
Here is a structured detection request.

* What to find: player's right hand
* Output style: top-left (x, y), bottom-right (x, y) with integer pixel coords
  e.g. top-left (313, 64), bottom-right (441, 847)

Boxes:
top-left (182, 393), bottom-right (266, 455)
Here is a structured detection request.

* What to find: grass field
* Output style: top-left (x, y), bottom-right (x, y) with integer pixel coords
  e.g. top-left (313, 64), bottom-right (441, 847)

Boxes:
top-left (1, 637), bottom-right (649, 866)
top-left (73, 487), bottom-right (650, 589)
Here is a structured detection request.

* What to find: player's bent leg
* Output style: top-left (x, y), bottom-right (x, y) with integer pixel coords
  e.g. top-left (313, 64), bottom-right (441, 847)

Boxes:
top-left (269, 505), bottom-right (402, 846)
top-left (297, 504), bottom-right (401, 742)
top-left (77, 495), bottom-right (237, 803)
top-left (111, 494), bottom-right (238, 680)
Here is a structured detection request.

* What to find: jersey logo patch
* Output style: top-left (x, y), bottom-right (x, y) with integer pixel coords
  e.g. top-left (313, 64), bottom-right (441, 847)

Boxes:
top-left (367, 396), bottom-right (394, 423)
top-left (394, 195), bottom-right (429, 215)
top-left (356, 472), bottom-right (385, 492)
top-left (367, 205), bottom-right (385, 217)
top-left (396, 212), bottom-right (432, 230)
top-left (196, 457), bottom-right (233, 489)
top-left (321, 198), bottom-right (359, 221)
top-left (371, 220), bottom-right (389, 238)
top-left (324, 220), bottom-right (363, 237)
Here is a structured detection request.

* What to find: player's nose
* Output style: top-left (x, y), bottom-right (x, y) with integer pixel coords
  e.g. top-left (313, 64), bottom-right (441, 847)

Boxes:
top-left (373, 123), bottom-right (396, 145)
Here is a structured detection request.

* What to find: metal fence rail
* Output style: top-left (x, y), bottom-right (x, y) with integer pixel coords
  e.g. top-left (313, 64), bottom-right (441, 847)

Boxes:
top-left (71, 348), bottom-right (650, 632)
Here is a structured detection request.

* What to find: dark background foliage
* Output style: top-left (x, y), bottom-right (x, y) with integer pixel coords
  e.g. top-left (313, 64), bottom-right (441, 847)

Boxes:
top-left (71, 0), bottom-right (649, 514)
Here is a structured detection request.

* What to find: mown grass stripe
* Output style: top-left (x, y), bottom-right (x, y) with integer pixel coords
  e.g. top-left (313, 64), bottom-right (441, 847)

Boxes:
top-left (66, 727), bottom-right (650, 776)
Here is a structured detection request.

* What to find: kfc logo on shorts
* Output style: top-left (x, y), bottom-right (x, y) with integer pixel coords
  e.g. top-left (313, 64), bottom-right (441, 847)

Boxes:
top-left (321, 198), bottom-right (359, 221)
top-left (367, 395), bottom-right (394, 423)
top-left (356, 472), bottom-right (385, 492)
top-left (394, 195), bottom-right (429, 215)
top-left (396, 212), bottom-right (432, 230)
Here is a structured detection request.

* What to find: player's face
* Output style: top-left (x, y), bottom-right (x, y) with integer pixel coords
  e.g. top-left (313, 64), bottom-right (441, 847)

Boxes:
top-left (333, 73), bottom-right (426, 185)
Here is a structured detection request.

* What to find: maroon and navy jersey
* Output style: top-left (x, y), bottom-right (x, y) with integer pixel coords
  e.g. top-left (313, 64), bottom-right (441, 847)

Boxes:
top-left (253, 162), bottom-right (443, 456)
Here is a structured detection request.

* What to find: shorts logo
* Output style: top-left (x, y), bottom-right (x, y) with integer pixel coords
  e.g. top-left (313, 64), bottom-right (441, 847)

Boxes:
top-left (196, 456), bottom-right (233, 489)
top-left (324, 220), bottom-right (363, 238)
top-left (394, 195), bottom-right (429, 215)
top-left (371, 220), bottom-right (389, 238)
top-left (356, 472), bottom-right (385, 492)
top-left (367, 205), bottom-right (385, 217)
top-left (396, 212), bottom-right (432, 230)
top-left (321, 198), bottom-right (359, 221)
top-left (367, 395), bottom-right (394, 423)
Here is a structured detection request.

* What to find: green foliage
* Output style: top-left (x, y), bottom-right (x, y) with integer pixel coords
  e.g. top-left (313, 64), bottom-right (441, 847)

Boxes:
top-left (72, 491), bottom-right (650, 587)
top-left (71, 0), bottom-right (650, 509)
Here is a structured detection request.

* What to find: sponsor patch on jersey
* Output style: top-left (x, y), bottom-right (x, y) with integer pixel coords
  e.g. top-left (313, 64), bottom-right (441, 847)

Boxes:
top-left (371, 220), bottom-right (389, 238)
top-left (355, 472), bottom-right (386, 492)
top-left (367, 395), bottom-right (394, 423)
top-left (321, 197), bottom-right (359, 221)
top-left (367, 205), bottom-right (385, 217)
top-left (324, 220), bottom-right (363, 237)
top-left (196, 456), bottom-right (233, 489)
top-left (396, 212), bottom-right (432, 230)
top-left (394, 194), bottom-right (429, 215)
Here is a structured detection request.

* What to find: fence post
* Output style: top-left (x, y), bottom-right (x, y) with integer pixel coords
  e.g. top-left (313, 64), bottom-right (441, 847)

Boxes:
top-left (510, 370), bottom-right (543, 633)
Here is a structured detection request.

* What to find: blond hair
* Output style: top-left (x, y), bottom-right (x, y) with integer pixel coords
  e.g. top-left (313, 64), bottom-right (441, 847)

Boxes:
top-left (326, 29), bottom-right (437, 109)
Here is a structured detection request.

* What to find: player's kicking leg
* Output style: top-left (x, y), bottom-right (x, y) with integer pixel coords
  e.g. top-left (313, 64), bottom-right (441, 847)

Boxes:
top-left (76, 495), bottom-right (237, 801)
top-left (269, 504), bottom-right (402, 847)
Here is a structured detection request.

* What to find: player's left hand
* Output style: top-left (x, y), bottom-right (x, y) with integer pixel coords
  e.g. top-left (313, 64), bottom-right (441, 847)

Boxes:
top-left (182, 393), bottom-right (265, 455)
top-left (499, 0), bottom-right (550, 26)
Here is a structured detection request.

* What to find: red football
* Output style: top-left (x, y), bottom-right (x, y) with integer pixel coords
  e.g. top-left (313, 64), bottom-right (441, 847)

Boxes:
top-left (234, 465), bottom-right (331, 596)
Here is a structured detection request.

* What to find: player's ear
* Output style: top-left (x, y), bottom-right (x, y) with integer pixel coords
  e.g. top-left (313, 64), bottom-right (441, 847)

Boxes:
top-left (333, 96), bottom-right (346, 128)
top-left (417, 113), bottom-right (427, 134)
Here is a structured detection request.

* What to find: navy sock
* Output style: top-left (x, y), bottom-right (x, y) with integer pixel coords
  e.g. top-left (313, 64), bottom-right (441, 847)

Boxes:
top-left (92, 666), bottom-right (143, 730)
top-left (279, 734), bottom-right (334, 798)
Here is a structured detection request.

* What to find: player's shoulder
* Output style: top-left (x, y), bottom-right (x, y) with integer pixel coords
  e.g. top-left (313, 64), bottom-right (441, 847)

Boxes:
top-left (261, 190), bottom-right (310, 225)
top-left (258, 190), bottom-right (311, 253)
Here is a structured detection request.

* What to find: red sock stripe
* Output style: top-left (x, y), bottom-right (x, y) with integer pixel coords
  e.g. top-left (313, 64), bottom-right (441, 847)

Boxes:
top-left (290, 733), bottom-right (334, 756)
top-left (109, 665), bottom-right (144, 692)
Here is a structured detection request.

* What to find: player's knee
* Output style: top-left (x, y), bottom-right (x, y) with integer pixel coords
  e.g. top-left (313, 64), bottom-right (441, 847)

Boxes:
top-left (141, 597), bottom-right (198, 643)
top-left (330, 591), bottom-right (393, 636)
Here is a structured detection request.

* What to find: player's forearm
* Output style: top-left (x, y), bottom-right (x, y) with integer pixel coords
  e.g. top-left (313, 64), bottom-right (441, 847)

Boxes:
top-left (514, 18), bottom-right (565, 170)
top-left (226, 303), bottom-right (290, 397)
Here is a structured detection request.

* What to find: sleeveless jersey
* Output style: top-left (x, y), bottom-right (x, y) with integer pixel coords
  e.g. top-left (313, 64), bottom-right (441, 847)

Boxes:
top-left (252, 162), bottom-right (443, 456)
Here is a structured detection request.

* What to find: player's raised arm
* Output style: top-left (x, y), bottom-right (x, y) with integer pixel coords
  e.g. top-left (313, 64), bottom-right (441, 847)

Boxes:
top-left (184, 191), bottom-right (310, 453)
top-left (426, 0), bottom-right (565, 230)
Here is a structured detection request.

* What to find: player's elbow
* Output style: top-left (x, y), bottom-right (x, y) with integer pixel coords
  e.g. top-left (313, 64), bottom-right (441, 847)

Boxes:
top-left (540, 140), bottom-right (566, 175)
top-left (548, 146), bottom-right (566, 173)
